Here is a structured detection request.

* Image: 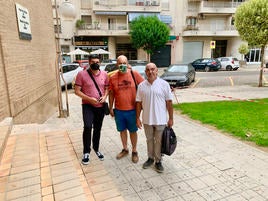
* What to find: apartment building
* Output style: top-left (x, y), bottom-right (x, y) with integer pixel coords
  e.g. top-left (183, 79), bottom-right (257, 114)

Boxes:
top-left (54, 0), bottom-right (267, 67)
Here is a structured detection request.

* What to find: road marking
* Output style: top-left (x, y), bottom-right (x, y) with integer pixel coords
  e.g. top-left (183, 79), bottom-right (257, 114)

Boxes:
top-left (192, 78), bottom-right (200, 88)
top-left (229, 76), bottom-right (234, 86)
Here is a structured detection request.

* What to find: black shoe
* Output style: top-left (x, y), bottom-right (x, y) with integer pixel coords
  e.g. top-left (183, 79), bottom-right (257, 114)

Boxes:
top-left (142, 158), bottom-right (154, 169)
top-left (82, 153), bottom-right (90, 165)
top-left (95, 151), bottom-right (104, 161)
top-left (155, 162), bottom-right (164, 173)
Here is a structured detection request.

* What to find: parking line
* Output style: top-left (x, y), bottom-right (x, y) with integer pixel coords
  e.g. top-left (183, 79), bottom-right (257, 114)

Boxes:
top-left (192, 78), bottom-right (200, 88)
top-left (229, 76), bottom-right (234, 86)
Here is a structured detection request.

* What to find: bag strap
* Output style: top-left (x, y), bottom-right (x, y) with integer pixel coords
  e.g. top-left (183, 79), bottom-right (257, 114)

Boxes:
top-left (87, 69), bottom-right (102, 97)
top-left (130, 70), bottom-right (137, 90)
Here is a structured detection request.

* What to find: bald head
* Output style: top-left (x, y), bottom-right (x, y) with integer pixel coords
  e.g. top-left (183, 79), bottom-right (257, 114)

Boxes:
top-left (145, 62), bottom-right (158, 83)
top-left (117, 55), bottom-right (128, 65)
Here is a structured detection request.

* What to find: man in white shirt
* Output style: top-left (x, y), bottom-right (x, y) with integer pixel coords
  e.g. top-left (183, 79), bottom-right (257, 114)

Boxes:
top-left (136, 62), bottom-right (174, 173)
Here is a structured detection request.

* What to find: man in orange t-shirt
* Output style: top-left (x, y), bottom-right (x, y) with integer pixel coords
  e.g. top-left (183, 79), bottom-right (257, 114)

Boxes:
top-left (109, 55), bottom-right (144, 163)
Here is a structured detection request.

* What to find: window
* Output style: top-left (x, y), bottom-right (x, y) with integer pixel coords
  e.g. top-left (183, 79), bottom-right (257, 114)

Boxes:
top-left (245, 48), bottom-right (262, 63)
top-left (186, 17), bottom-right (197, 26)
top-left (161, 0), bottom-right (169, 10)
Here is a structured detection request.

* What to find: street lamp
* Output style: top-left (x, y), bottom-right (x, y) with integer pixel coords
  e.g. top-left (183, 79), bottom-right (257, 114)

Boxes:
top-left (54, 0), bottom-right (76, 117)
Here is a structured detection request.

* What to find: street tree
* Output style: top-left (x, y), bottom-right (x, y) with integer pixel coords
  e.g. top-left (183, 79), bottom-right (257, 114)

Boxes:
top-left (129, 15), bottom-right (170, 62)
top-left (238, 43), bottom-right (249, 60)
top-left (235, 0), bottom-right (268, 87)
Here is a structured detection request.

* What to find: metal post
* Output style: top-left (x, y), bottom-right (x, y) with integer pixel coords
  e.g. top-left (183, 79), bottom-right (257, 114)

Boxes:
top-left (54, 0), bottom-right (69, 117)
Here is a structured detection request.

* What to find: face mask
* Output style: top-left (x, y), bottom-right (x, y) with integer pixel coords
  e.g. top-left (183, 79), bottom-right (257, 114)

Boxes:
top-left (90, 63), bottom-right (100, 70)
top-left (119, 64), bottom-right (127, 73)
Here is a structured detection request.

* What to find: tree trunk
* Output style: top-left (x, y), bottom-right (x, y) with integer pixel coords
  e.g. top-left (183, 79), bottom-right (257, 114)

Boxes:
top-left (258, 46), bottom-right (264, 87)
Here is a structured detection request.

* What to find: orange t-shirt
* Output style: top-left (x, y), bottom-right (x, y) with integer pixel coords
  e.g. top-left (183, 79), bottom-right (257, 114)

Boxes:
top-left (109, 69), bottom-right (144, 110)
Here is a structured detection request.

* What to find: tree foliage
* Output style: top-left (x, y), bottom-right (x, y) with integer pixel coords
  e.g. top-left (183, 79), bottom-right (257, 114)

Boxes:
top-left (235, 0), bottom-right (268, 87)
top-left (238, 43), bottom-right (249, 56)
top-left (129, 15), bottom-right (170, 58)
top-left (234, 0), bottom-right (268, 47)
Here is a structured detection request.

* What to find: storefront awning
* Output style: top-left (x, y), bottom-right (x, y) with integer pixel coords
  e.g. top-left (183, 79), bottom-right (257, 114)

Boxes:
top-left (95, 11), bottom-right (127, 15)
top-left (128, 12), bottom-right (160, 21)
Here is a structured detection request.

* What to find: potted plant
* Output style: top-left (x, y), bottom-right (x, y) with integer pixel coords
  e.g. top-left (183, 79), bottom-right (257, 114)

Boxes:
top-left (76, 19), bottom-right (85, 29)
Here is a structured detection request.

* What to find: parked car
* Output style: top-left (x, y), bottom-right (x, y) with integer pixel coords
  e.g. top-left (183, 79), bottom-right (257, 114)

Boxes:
top-left (131, 65), bottom-right (146, 79)
top-left (104, 63), bottom-right (118, 72)
top-left (217, 57), bottom-right (239, 71)
top-left (60, 63), bottom-right (83, 88)
top-left (191, 58), bottom-right (221, 72)
top-left (129, 60), bottom-right (147, 66)
top-left (73, 60), bottom-right (89, 70)
top-left (160, 64), bottom-right (196, 87)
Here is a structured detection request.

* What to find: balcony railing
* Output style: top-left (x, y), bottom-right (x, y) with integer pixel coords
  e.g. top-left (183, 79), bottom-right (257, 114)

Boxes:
top-left (198, 1), bottom-right (244, 14)
top-left (202, 1), bottom-right (244, 8)
top-left (93, 0), bottom-right (161, 12)
top-left (77, 23), bottom-right (128, 30)
top-left (183, 24), bottom-right (238, 36)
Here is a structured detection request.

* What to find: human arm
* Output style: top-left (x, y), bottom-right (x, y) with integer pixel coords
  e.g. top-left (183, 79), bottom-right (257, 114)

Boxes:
top-left (74, 85), bottom-right (99, 105)
top-left (136, 101), bottom-right (143, 129)
top-left (108, 90), bottom-right (115, 117)
top-left (166, 100), bottom-right (174, 128)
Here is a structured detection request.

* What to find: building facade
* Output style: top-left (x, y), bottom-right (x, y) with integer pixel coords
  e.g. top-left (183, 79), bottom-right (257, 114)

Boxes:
top-left (0, 0), bottom-right (58, 123)
top-left (55, 0), bottom-right (267, 67)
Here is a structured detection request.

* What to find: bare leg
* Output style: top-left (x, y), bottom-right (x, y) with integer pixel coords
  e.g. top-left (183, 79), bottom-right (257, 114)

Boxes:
top-left (129, 132), bottom-right (137, 152)
top-left (120, 129), bottom-right (128, 150)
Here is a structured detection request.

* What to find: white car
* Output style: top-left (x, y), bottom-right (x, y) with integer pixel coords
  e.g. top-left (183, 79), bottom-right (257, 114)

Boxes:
top-left (217, 57), bottom-right (240, 71)
top-left (60, 63), bottom-right (83, 87)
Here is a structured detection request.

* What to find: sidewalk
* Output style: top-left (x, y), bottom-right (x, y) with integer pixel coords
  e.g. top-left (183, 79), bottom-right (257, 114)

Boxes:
top-left (1, 86), bottom-right (268, 201)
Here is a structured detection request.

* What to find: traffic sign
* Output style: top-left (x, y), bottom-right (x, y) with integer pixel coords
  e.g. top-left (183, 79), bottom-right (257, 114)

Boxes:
top-left (210, 41), bottom-right (216, 49)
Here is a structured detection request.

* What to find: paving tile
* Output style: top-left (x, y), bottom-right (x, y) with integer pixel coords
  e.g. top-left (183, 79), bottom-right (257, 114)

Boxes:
top-left (5, 184), bottom-right (40, 200)
top-left (86, 174), bottom-right (113, 186)
top-left (94, 188), bottom-right (121, 201)
top-left (42, 194), bottom-right (54, 201)
top-left (184, 177), bottom-right (208, 191)
top-left (52, 172), bottom-right (78, 185)
top-left (123, 193), bottom-right (142, 201)
top-left (137, 189), bottom-right (161, 201)
top-left (171, 181), bottom-right (194, 195)
top-left (54, 186), bottom-right (84, 201)
top-left (90, 180), bottom-right (117, 194)
top-left (180, 191), bottom-right (206, 201)
top-left (9, 193), bottom-right (41, 201)
top-left (155, 185), bottom-right (178, 200)
top-left (7, 176), bottom-right (40, 191)
top-left (53, 179), bottom-right (81, 193)
top-left (42, 186), bottom-right (53, 196)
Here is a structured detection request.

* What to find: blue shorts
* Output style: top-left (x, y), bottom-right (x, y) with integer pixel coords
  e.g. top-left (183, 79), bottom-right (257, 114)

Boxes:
top-left (114, 109), bottom-right (138, 133)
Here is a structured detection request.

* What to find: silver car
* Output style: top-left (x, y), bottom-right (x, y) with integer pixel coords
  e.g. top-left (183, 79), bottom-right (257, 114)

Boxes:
top-left (60, 63), bottom-right (83, 88)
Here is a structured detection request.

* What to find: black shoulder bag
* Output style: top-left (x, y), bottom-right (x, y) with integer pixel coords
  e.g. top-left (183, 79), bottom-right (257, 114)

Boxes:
top-left (130, 70), bottom-right (137, 90)
top-left (87, 70), bottom-right (110, 115)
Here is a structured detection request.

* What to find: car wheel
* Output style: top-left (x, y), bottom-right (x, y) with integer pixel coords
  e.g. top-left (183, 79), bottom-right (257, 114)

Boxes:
top-left (192, 75), bottom-right (195, 82)
top-left (204, 66), bottom-right (210, 72)
top-left (226, 65), bottom-right (232, 71)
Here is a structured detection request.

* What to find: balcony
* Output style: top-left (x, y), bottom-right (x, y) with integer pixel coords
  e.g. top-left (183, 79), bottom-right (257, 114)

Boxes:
top-left (76, 23), bottom-right (129, 36)
top-left (183, 24), bottom-right (239, 37)
top-left (93, 0), bottom-right (161, 13)
top-left (199, 1), bottom-right (243, 14)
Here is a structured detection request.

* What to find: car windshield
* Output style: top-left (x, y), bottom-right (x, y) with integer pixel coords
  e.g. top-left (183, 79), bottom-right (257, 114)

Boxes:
top-left (167, 65), bottom-right (188, 73)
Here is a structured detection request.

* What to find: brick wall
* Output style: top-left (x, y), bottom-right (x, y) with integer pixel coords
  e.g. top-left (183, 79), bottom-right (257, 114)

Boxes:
top-left (0, 0), bottom-right (58, 123)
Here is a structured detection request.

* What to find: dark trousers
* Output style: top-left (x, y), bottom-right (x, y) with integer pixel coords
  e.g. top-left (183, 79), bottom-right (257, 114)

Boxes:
top-left (82, 104), bottom-right (105, 154)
